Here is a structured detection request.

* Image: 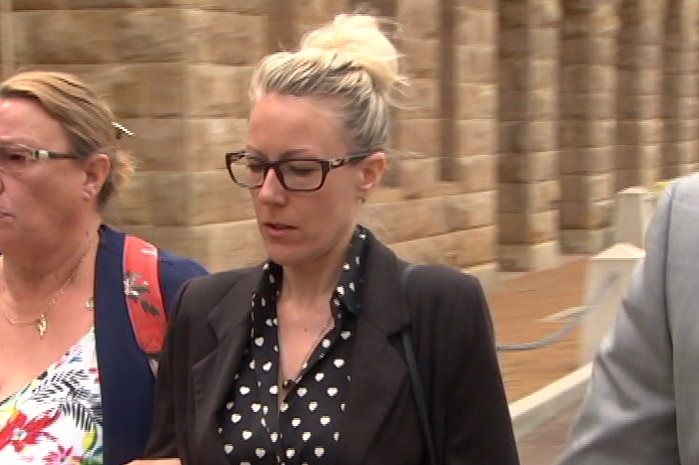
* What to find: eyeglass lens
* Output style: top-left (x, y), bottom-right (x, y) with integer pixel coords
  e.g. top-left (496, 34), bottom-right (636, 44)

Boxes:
top-left (230, 156), bottom-right (327, 191)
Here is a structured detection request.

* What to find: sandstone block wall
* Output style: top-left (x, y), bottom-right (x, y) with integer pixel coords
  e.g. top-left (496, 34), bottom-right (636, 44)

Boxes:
top-left (1, 0), bottom-right (698, 277)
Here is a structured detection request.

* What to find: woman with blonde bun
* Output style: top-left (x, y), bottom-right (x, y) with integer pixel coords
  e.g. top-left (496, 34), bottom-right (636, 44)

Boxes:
top-left (131, 12), bottom-right (519, 465)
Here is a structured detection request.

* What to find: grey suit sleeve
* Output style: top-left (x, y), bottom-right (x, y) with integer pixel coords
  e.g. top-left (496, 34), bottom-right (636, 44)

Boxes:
top-left (557, 183), bottom-right (680, 465)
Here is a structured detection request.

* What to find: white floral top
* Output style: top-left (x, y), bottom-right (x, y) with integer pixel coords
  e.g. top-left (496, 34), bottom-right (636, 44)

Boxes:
top-left (0, 329), bottom-right (103, 464)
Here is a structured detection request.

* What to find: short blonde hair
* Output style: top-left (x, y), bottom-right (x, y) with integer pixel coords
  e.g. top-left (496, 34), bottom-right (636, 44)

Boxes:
top-left (250, 13), bottom-right (407, 151)
top-left (0, 70), bottom-right (134, 209)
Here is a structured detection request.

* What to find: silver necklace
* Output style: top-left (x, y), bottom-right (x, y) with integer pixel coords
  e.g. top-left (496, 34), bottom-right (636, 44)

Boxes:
top-left (279, 314), bottom-right (334, 390)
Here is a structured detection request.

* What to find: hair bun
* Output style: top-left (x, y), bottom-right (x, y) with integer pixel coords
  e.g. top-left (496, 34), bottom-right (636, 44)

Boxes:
top-left (299, 13), bottom-right (404, 95)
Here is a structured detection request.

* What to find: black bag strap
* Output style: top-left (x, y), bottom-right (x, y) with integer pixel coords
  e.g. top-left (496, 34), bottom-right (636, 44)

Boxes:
top-left (401, 264), bottom-right (438, 465)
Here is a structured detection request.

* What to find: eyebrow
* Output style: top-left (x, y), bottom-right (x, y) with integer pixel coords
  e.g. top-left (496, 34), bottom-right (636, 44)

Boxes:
top-left (0, 137), bottom-right (40, 147)
top-left (244, 147), bottom-right (322, 161)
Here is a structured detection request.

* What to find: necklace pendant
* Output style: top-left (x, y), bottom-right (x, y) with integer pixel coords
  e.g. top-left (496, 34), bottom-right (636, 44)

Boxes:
top-left (281, 379), bottom-right (293, 389)
top-left (36, 315), bottom-right (47, 338)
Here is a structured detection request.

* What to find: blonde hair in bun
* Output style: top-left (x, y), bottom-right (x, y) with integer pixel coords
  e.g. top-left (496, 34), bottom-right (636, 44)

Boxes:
top-left (249, 13), bottom-right (408, 152)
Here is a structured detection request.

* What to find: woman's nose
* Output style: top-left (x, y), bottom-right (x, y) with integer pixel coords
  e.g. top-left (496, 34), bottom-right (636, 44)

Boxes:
top-left (256, 167), bottom-right (285, 202)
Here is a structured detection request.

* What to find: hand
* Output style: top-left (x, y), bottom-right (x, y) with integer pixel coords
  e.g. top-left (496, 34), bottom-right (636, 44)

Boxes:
top-left (126, 460), bottom-right (180, 465)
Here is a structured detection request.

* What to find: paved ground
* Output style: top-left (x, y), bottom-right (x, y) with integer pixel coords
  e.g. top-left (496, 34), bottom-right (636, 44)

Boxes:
top-left (484, 256), bottom-right (590, 464)
top-left (488, 256), bottom-right (588, 402)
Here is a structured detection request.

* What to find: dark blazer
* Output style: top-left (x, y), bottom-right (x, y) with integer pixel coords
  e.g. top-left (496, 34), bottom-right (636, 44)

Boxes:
top-left (146, 234), bottom-right (520, 465)
top-left (94, 225), bottom-right (208, 465)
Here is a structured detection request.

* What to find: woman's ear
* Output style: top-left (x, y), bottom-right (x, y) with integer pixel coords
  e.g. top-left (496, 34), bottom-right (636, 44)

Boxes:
top-left (357, 152), bottom-right (387, 199)
top-left (83, 153), bottom-right (111, 200)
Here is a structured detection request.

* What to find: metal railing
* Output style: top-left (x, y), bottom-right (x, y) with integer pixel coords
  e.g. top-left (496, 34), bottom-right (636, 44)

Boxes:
top-left (495, 271), bottom-right (620, 352)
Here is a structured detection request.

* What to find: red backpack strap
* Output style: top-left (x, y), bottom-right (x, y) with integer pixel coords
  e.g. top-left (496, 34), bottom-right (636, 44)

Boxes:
top-left (123, 234), bottom-right (166, 376)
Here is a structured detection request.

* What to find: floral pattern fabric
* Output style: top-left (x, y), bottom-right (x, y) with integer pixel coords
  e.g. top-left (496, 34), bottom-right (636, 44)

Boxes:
top-left (0, 329), bottom-right (103, 464)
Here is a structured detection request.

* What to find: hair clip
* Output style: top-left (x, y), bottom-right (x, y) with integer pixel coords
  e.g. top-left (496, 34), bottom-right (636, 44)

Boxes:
top-left (112, 122), bottom-right (135, 139)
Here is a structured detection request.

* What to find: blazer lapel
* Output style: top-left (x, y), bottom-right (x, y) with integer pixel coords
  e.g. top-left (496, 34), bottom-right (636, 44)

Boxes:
top-left (337, 237), bottom-right (412, 464)
top-left (190, 270), bottom-right (259, 463)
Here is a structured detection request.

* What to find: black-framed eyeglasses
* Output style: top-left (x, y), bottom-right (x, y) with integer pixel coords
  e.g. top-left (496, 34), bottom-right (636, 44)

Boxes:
top-left (225, 150), bottom-right (376, 192)
top-left (0, 143), bottom-right (81, 175)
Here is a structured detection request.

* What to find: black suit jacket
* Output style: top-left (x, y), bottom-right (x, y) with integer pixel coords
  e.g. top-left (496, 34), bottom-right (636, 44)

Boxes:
top-left (145, 235), bottom-right (520, 465)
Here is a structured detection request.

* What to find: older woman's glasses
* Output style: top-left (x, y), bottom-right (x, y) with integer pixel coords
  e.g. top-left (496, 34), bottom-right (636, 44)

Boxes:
top-left (225, 150), bottom-right (374, 192)
top-left (0, 144), bottom-right (80, 175)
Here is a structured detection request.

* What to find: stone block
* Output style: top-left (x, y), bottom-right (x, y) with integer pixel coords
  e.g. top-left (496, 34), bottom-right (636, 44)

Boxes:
top-left (390, 226), bottom-right (496, 268)
top-left (361, 197), bottom-right (448, 244)
top-left (561, 64), bottom-right (599, 93)
top-left (499, 57), bottom-right (528, 90)
top-left (498, 180), bottom-right (560, 213)
top-left (500, 3), bottom-right (528, 27)
top-left (395, 157), bottom-right (441, 198)
top-left (617, 44), bottom-right (659, 70)
top-left (559, 199), bottom-right (614, 229)
top-left (455, 9), bottom-right (497, 46)
top-left (443, 191), bottom-right (497, 230)
top-left (524, 89), bottom-right (558, 119)
top-left (117, 118), bottom-right (188, 171)
top-left (589, 37), bottom-right (618, 64)
top-left (445, 226), bottom-right (497, 267)
top-left (455, 84), bottom-right (496, 119)
top-left (395, 119), bottom-right (441, 157)
top-left (400, 38), bottom-right (440, 79)
top-left (113, 9), bottom-right (185, 62)
top-left (180, 0), bottom-right (270, 13)
top-left (663, 75), bottom-right (696, 98)
top-left (560, 147), bottom-right (615, 175)
top-left (560, 119), bottom-right (616, 148)
top-left (117, 170), bottom-right (256, 227)
top-left (108, 172), bottom-right (153, 226)
top-left (499, 210), bottom-right (559, 244)
top-left (187, 118), bottom-right (249, 171)
top-left (107, 63), bottom-right (187, 118)
top-left (676, 141), bottom-right (698, 163)
top-left (455, 155), bottom-right (496, 192)
top-left (13, 11), bottom-right (115, 64)
top-left (529, 28), bottom-right (559, 59)
top-left (197, 221), bottom-right (266, 271)
top-left (560, 173), bottom-right (614, 202)
top-left (454, 120), bottom-right (496, 157)
top-left (560, 92), bottom-right (616, 120)
top-left (513, 121), bottom-right (557, 152)
top-left (615, 168), bottom-right (659, 190)
top-left (499, 27), bottom-right (528, 58)
top-left (499, 151), bottom-right (557, 183)
top-left (587, 120), bottom-right (617, 146)
top-left (404, 78), bottom-right (440, 119)
top-left (116, 220), bottom-right (266, 272)
top-left (499, 241), bottom-right (561, 271)
top-left (397, 0), bottom-right (440, 38)
top-left (184, 10), bottom-right (266, 65)
top-left (559, 228), bottom-right (612, 254)
top-left (529, 0), bottom-right (562, 27)
top-left (455, 46), bottom-right (496, 83)
top-left (528, 59), bottom-right (559, 89)
top-left (616, 143), bottom-right (661, 169)
top-left (113, 224), bottom-right (198, 263)
top-left (583, 92), bottom-right (617, 119)
top-left (186, 64), bottom-right (252, 118)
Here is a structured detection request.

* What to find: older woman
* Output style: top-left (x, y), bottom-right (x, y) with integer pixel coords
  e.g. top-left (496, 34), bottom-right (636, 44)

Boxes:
top-left (0, 71), bottom-right (208, 465)
top-left (137, 12), bottom-right (519, 465)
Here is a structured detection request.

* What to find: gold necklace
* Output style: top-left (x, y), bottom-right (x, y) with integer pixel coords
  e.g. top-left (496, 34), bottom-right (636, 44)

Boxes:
top-left (0, 236), bottom-right (94, 338)
top-left (279, 314), bottom-right (334, 390)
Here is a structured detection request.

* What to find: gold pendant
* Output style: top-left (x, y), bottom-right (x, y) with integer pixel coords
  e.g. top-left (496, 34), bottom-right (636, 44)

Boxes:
top-left (36, 314), bottom-right (47, 338)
